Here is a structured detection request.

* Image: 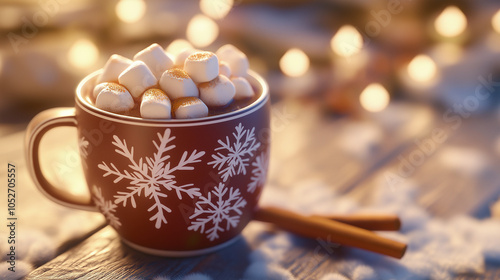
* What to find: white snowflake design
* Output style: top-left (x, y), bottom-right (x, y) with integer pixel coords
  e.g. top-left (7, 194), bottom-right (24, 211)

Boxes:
top-left (247, 149), bottom-right (269, 193)
top-left (98, 129), bottom-right (205, 229)
top-left (208, 123), bottom-right (261, 182)
top-left (188, 183), bottom-right (247, 241)
top-left (92, 185), bottom-right (121, 228)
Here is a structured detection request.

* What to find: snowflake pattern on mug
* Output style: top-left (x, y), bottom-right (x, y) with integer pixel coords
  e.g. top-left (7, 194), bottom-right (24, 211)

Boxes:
top-left (188, 182), bottom-right (247, 241)
top-left (98, 129), bottom-right (205, 229)
top-left (92, 185), bottom-right (121, 228)
top-left (247, 148), bottom-right (269, 193)
top-left (208, 123), bottom-right (261, 182)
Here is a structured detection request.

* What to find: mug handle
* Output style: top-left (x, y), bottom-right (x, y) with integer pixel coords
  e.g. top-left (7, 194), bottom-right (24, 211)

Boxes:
top-left (25, 107), bottom-right (97, 212)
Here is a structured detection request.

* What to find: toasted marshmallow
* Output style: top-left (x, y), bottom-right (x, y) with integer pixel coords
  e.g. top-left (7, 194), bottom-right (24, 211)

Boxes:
top-left (173, 97), bottom-right (209, 119)
top-left (140, 88), bottom-right (172, 119)
top-left (96, 54), bottom-right (133, 85)
top-left (174, 48), bottom-right (197, 67)
top-left (184, 51), bottom-right (219, 83)
top-left (95, 83), bottom-right (134, 113)
top-left (231, 77), bottom-right (254, 100)
top-left (216, 44), bottom-right (249, 77)
top-left (118, 61), bottom-right (158, 99)
top-left (133, 43), bottom-right (174, 79)
top-left (219, 62), bottom-right (232, 78)
top-left (159, 68), bottom-right (198, 100)
top-left (199, 75), bottom-right (235, 107)
top-left (93, 82), bottom-right (109, 99)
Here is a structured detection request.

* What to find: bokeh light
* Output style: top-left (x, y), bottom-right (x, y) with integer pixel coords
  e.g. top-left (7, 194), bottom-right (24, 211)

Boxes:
top-left (200, 0), bottom-right (234, 20)
top-left (67, 39), bottom-right (99, 69)
top-left (492, 10), bottom-right (500, 34)
top-left (279, 48), bottom-right (310, 77)
top-left (186, 14), bottom-right (219, 48)
top-left (115, 0), bottom-right (146, 23)
top-left (407, 54), bottom-right (438, 83)
top-left (331, 25), bottom-right (363, 57)
top-left (359, 83), bottom-right (390, 112)
top-left (434, 6), bottom-right (467, 38)
top-left (166, 39), bottom-right (194, 57)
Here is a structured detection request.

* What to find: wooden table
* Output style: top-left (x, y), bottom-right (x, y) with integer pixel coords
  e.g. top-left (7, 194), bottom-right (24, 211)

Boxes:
top-left (2, 98), bottom-right (500, 279)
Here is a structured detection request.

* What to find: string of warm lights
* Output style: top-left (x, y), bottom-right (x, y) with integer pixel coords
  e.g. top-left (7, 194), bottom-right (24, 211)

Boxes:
top-left (2, 1), bottom-right (499, 115)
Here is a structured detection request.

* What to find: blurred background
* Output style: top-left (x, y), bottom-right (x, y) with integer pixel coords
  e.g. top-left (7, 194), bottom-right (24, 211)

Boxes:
top-left (1, 0), bottom-right (500, 130)
top-left (3, 1), bottom-right (500, 278)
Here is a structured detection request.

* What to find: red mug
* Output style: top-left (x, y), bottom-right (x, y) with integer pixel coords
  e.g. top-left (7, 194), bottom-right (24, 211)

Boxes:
top-left (26, 70), bottom-right (270, 256)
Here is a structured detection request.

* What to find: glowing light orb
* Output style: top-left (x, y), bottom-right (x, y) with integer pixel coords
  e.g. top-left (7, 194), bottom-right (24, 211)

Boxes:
top-left (359, 83), bottom-right (390, 113)
top-left (492, 10), bottom-right (500, 34)
top-left (279, 48), bottom-right (310, 77)
top-left (435, 6), bottom-right (467, 38)
top-left (407, 54), bottom-right (437, 83)
top-left (116, 0), bottom-right (146, 23)
top-left (68, 39), bottom-right (99, 69)
top-left (186, 14), bottom-right (219, 48)
top-left (331, 25), bottom-right (363, 57)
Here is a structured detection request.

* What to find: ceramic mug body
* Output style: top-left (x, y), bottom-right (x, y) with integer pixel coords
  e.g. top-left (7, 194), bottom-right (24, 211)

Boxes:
top-left (26, 71), bottom-right (270, 256)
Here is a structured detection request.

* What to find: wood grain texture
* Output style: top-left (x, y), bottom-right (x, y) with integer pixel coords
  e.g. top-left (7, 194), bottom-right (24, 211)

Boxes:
top-left (27, 224), bottom-right (355, 280)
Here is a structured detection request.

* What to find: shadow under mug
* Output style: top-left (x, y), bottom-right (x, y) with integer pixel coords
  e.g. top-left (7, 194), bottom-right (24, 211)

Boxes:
top-left (25, 70), bottom-right (271, 256)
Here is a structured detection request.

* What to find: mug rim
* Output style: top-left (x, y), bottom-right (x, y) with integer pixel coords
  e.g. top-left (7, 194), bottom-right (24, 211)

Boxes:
top-left (75, 70), bottom-right (269, 127)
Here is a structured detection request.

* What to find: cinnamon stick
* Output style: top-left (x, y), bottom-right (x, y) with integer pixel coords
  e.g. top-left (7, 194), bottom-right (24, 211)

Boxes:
top-left (254, 206), bottom-right (407, 259)
top-left (311, 214), bottom-right (401, 231)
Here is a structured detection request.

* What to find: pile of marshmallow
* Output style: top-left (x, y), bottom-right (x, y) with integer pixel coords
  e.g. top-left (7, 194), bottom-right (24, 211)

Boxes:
top-left (92, 43), bottom-right (255, 119)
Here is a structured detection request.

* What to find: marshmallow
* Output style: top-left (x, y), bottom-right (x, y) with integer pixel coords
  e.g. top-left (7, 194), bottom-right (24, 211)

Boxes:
top-left (140, 88), bottom-right (172, 119)
top-left (133, 43), bottom-right (174, 79)
top-left (216, 44), bottom-right (249, 77)
top-left (159, 68), bottom-right (199, 100)
top-left (199, 75), bottom-right (235, 107)
top-left (174, 48), bottom-right (197, 67)
top-left (219, 62), bottom-right (232, 78)
top-left (173, 97), bottom-right (209, 119)
top-left (231, 77), bottom-right (254, 100)
top-left (95, 83), bottom-right (134, 113)
top-left (96, 54), bottom-right (133, 85)
top-left (118, 61), bottom-right (158, 99)
top-left (184, 51), bottom-right (219, 83)
top-left (93, 82), bottom-right (109, 99)
top-left (166, 52), bottom-right (175, 64)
